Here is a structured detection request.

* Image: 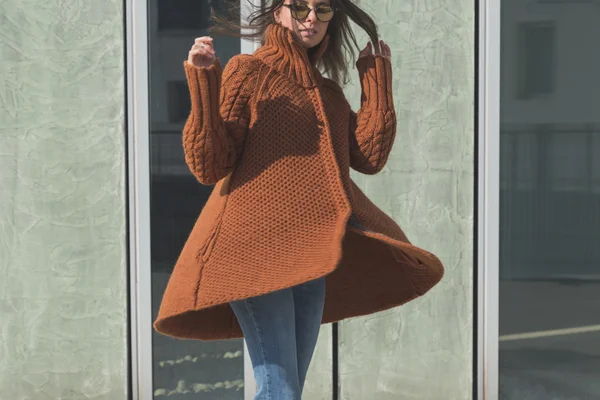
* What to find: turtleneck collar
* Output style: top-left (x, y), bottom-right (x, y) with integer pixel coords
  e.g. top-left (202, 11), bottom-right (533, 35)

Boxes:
top-left (254, 23), bottom-right (330, 88)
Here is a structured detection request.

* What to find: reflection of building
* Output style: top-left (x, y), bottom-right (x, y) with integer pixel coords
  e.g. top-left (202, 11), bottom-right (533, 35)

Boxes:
top-left (148, 0), bottom-right (241, 265)
top-left (149, 1), bottom-right (240, 134)
top-left (147, 2), bottom-right (247, 398)
top-left (502, 0), bottom-right (600, 123)
top-left (498, 3), bottom-right (600, 398)
top-left (148, 0), bottom-right (240, 175)
top-left (500, 0), bottom-right (600, 279)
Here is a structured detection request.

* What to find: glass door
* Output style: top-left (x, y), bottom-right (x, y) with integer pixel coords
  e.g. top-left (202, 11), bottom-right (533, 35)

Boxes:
top-left (147, 1), bottom-right (246, 398)
top-left (498, 1), bottom-right (600, 398)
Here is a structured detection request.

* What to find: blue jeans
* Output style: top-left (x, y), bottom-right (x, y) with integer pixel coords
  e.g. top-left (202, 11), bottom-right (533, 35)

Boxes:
top-left (230, 277), bottom-right (326, 400)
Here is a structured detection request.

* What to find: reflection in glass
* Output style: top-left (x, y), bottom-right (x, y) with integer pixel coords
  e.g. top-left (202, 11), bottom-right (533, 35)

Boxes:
top-left (499, 1), bottom-right (600, 398)
top-left (148, 1), bottom-right (244, 398)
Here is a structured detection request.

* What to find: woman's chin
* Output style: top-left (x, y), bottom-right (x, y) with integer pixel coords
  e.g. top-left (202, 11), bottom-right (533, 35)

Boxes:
top-left (299, 37), bottom-right (322, 49)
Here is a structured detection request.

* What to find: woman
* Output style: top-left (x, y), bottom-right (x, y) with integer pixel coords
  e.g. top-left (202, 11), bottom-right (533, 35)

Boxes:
top-left (154, 0), bottom-right (444, 398)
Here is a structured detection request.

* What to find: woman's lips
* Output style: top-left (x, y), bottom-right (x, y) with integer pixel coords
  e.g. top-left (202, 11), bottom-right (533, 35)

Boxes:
top-left (300, 29), bottom-right (317, 37)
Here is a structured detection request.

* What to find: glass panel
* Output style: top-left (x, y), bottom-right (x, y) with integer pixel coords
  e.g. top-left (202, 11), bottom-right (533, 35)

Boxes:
top-left (148, 1), bottom-right (245, 398)
top-left (499, 1), bottom-right (600, 398)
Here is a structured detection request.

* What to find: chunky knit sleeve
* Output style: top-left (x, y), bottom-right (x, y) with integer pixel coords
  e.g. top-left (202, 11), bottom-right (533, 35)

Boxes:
top-left (182, 55), bottom-right (256, 185)
top-left (349, 55), bottom-right (397, 175)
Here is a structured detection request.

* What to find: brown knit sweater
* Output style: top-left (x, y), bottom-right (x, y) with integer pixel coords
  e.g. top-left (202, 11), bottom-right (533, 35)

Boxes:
top-left (154, 23), bottom-right (444, 340)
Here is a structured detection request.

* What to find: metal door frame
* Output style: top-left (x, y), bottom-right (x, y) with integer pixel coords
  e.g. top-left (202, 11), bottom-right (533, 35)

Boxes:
top-left (128, 0), bottom-right (497, 397)
top-left (126, 0), bottom-right (152, 396)
top-left (477, 0), bottom-right (501, 397)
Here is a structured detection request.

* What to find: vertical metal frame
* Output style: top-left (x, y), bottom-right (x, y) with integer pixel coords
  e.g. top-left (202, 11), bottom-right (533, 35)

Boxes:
top-left (477, 0), bottom-right (500, 396)
top-left (126, 0), bottom-right (153, 398)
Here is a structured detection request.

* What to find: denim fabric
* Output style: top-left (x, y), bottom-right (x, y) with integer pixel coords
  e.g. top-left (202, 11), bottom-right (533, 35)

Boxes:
top-left (230, 277), bottom-right (326, 400)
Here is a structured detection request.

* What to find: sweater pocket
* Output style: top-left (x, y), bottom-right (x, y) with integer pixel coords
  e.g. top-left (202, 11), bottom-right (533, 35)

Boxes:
top-left (200, 215), bottom-right (224, 263)
top-left (193, 175), bottom-right (232, 264)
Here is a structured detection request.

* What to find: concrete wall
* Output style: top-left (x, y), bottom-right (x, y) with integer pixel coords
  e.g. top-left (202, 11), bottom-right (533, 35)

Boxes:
top-left (0, 0), bottom-right (129, 398)
top-left (338, 0), bottom-right (475, 398)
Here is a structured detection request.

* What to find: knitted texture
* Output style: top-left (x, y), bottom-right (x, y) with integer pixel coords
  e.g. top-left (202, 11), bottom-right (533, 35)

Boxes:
top-left (154, 23), bottom-right (445, 340)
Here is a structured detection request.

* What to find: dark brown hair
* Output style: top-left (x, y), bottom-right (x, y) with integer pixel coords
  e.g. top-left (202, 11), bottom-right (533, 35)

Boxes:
top-left (210, 0), bottom-right (379, 85)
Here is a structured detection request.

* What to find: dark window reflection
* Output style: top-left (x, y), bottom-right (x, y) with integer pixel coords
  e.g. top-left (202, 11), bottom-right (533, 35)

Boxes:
top-left (167, 81), bottom-right (191, 123)
top-left (517, 21), bottom-right (555, 99)
top-left (158, 0), bottom-right (211, 31)
top-left (149, 0), bottom-right (244, 398)
top-left (499, 2), bottom-right (600, 399)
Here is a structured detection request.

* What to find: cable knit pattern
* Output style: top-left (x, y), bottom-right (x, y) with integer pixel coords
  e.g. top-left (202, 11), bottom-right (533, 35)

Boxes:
top-left (154, 23), bottom-right (444, 340)
top-left (183, 56), bottom-right (257, 184)
top-left (350, 56), bottom-right (396, 174)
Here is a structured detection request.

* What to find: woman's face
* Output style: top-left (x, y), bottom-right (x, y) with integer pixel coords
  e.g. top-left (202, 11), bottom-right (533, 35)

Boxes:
top-left (274, 0), bottom-right (332, 49)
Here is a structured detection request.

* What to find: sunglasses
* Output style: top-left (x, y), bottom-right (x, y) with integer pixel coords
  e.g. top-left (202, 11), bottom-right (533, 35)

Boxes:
top-left (281, 2), bottom-right (335, 22)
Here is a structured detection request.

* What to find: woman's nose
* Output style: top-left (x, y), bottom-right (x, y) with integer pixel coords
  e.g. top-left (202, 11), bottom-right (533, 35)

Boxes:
top-left (305, 8), bottom-right (317, 23)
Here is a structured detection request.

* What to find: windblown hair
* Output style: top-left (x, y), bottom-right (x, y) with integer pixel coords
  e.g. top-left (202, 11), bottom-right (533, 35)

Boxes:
top-left (210, 0), bottom-right (379, 85)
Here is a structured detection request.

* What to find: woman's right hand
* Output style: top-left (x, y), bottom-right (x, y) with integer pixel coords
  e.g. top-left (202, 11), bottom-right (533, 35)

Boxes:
top-left (187, 37), bottom-right (216, 68)
top-left (358, 40), bottom-right (391, 60)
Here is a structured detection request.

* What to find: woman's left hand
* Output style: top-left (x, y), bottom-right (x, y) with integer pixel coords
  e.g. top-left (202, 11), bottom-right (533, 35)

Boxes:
top-left (358, 40), bottom-right (392, 60)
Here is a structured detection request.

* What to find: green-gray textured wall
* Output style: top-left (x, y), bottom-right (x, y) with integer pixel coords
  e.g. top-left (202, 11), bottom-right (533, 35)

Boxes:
top-left (0, 1), bottom-right (129, 399)
top-left (308, 0), bottom-right (475, 398)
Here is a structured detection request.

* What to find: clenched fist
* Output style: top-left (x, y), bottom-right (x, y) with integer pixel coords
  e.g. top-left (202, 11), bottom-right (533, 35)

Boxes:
top-left (358, 39), bottom-right (392, 60)
top-left (187, 36), bottom-right (216, 68)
